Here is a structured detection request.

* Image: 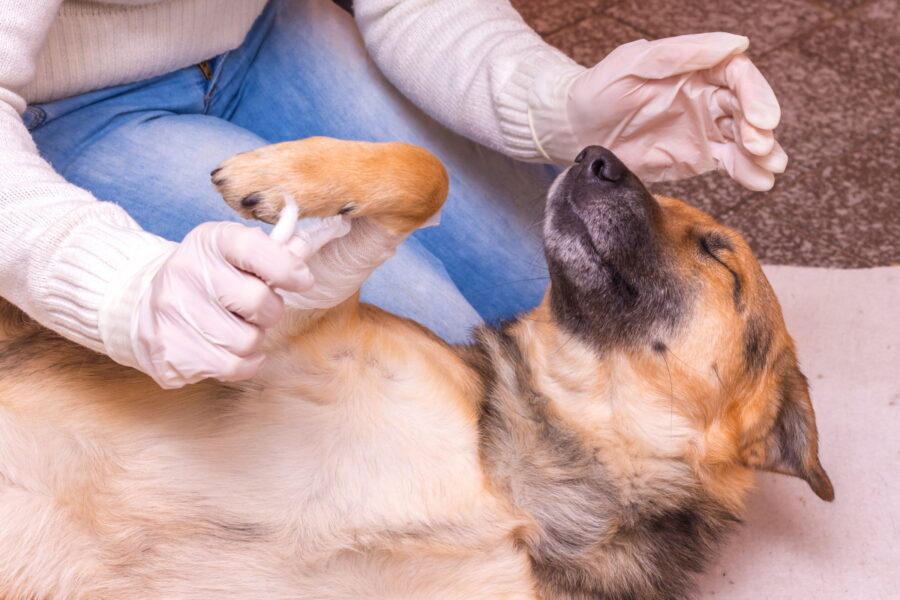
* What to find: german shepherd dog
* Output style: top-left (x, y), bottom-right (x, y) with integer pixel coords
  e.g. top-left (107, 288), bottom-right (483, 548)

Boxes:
top-left (0, 139), bottom-right (832, 599)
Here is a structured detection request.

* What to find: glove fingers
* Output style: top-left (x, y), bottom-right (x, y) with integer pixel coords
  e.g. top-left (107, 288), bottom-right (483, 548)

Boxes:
top-left (288, 214), bottom-right (353, 258)
top-left (198, 305), bottom-right (266, 357)
top-left (214, 352), bottom-right (267, 383)
top-left (621, 33), bottom-right (749, 79)
top-left (737, 117), bottom-right (776, 156)
top-left (218, 224), bottom-right (314, 293)
top-left (714, 107), bottom-right (776, 157)
top-left (752, 139), bottom-right (789, 173)
top-left (705, 54), bottom-right (780, 130)
top-left (711, 141), bottom-right (776, 191)
top-left (720, 115), bottom-right (788, 173)
top-left (218, 274), bottom-right (285, 329)
top-left (146, 313), bottom-right (263, 387)
top-left (146, 314), bottom-right (217, 388)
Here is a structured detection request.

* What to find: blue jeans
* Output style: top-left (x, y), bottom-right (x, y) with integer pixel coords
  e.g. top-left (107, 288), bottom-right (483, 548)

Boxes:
top-left (25, 0), bottom-right (555, 343)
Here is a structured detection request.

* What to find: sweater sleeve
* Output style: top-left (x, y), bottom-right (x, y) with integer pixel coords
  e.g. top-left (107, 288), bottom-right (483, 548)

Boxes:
top-left (0, 0), bottom-right (175, 363)
top-left (353, 0), bottom-right (586, 162)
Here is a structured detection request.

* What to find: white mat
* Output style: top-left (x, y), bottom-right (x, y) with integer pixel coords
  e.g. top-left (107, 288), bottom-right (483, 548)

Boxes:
top-left (699, 266), bottom-right (900, 599)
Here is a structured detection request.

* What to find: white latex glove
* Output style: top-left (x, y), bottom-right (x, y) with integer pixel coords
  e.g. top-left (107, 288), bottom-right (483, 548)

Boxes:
top-left (131, 221), bottom-right (314, 389)
top-left (267, 196), bottom-right (403, 312)
top-left (530, 33), bottom-right (788, 190)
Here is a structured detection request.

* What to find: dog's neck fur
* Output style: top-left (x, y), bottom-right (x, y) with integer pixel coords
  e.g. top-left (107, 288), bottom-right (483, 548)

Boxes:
top-left (467, 312), bottom-right (739, 600)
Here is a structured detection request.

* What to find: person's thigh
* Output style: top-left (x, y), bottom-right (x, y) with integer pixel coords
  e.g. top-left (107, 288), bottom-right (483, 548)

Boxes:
top-left (27, 69), bottom-right (268, 241)
top-left (28, 90), bottom-right (483, 340)
top-left (213, 0), bottom-right (557, 325)
top-left (41, 113), bottom-right (269, 241)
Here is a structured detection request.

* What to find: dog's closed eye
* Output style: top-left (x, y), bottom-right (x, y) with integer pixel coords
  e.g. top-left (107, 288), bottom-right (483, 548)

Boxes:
top-left (699, 233), bottom-right (734, 259)
top-left (698, 233), bottom-right (743, 305)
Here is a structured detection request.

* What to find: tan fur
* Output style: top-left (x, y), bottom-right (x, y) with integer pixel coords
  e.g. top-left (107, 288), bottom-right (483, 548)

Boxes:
top-left (214, 137), bottom-right (448, 235)
top-left (0, 138), bottom-right (829, 599)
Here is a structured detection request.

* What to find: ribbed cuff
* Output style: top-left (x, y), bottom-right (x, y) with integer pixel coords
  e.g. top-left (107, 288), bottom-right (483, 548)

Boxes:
top-left (495, 48), bottom-right (585, 164)
top-left (97, 235), bottom-right (174, 370)
top-left (36, 207), bottom-right (176, 367)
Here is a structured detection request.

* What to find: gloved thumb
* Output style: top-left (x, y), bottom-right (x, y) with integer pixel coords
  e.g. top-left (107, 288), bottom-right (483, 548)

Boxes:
top-left (616, 33), bottom-right (750, 80)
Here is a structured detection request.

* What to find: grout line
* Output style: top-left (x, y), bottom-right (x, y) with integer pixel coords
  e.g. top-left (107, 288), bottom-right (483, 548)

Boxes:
top-left (599, 13), bottom-right (657, 39)
top-left (527, 0), bottom-right (622, 38)
top-left (757, 0), bottom-right (884, 60)
top-left (802, 0), bottom-right (840, 15)
top-left (540, 4), bottom-right (654, 40)
top-left (540, 19), bottom-right (584, 38)
top-left (756, 14), bottom-right (842, 60)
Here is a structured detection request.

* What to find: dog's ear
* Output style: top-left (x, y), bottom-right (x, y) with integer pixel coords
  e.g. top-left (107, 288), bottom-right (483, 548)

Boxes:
top-left (755, 356), bottom-right (834, 502)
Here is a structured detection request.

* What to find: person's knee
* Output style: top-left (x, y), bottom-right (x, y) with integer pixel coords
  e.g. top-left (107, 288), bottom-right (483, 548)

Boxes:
top-left (62, 113), bottom-right (269, 240)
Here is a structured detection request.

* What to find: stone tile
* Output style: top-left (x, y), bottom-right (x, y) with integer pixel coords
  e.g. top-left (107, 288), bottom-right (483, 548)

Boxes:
top-left (545, 15), bottom-right (647, 66)
top-left (797, 2), bottom-right (900, 98)
top-left (510, 0), bottom-right (618, 35)
top-left (722, 204), bottom-right (873, 267)
top-left (760, 125), bottom-right (900, 266)
top-left (859, 0), bottom-right (900, 33)
top-left (606, 0), bottom-right (830, 56)
top-left (754, 45), bottom-right (895, 177)
top-left (648, 171), bottom-right (767, 220)
top-left (808, 0), bottom-right (872, 13)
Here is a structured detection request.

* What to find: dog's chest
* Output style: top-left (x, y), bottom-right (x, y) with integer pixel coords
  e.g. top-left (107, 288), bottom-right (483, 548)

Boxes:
top-left (127, 359), bottom-right (506, 558)
top-left (259, 381), bottom-right (494, 541)
top-left (33, 370), bottom-right (523, 596)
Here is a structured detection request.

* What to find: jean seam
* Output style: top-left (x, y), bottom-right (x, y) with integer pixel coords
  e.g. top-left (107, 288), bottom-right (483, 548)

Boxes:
top-left (203, 51), bottom-right (231, 113)
top-left (23, 106), bottom-right (47, 131)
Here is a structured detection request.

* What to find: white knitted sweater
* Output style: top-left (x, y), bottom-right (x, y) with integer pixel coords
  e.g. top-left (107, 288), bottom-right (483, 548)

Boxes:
top-left (0, 0), bottom-right (580, 365)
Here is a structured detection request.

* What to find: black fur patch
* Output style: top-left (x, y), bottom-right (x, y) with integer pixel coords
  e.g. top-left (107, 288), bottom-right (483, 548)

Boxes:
top-left (768, 377), bottom-right (811, 476)
top-left (471, 327), bottom-right (739, 600)
top-left (543, 148), bottom-right (689, 353)
top-left (202, 518), bottom-right (270, 543)
top-left (0, 326), bottom-right (113, 378)
top-left (744, 315), bottom-right (773, 373)
top-left (699, 235), bottom-right (742, 307)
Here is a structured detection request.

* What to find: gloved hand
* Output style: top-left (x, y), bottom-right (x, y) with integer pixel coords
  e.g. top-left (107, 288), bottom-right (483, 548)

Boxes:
top-left (131, 221), bottom-right (314, 389)
top-left (529, 33), bottom-right (788, 190)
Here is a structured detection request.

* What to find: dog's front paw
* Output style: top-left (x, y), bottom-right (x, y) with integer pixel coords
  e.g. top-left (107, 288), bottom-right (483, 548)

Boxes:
top-left (212, 136), bottom-right (448, 234)
top-left (211, 142), bottom-right (305, 224)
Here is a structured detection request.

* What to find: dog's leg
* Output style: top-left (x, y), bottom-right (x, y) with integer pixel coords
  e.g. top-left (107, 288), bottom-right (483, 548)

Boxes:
top-left (211, 137), bottom-right (449, 335)
top-left (212, 137), bottom-right (447, 237)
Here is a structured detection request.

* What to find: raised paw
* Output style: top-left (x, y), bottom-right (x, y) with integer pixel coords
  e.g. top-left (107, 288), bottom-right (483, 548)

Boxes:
top-left (211, 137), bottom-right (448, 235)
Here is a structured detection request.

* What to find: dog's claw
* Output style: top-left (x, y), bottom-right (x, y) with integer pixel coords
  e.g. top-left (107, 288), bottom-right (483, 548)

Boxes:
top-left (241, 193), bottom-right (263, 208)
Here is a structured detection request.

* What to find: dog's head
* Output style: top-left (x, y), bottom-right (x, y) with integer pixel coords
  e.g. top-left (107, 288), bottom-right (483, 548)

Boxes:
top-left (539, 146), bottom-right (832, 503)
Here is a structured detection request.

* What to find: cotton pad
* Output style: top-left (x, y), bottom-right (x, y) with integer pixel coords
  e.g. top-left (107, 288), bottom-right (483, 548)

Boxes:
top-left (268, 194), bottom-right (399, 310)
top-left (269, 192), bottom-right (352, 255)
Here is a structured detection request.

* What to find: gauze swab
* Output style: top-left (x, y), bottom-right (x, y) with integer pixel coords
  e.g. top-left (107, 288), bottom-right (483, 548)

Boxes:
top-left (267, 193), bottom-right (395, 311)
top-left (269, 192), bottom-right (300, 244)
top-left (269, 192), bottom-right (352, 260)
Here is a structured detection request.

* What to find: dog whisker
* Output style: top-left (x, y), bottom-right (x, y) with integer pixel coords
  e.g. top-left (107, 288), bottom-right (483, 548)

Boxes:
top-left (712, 363), bottom-right (725, 389)
top-left (660, 351), bottom-right (675, 433)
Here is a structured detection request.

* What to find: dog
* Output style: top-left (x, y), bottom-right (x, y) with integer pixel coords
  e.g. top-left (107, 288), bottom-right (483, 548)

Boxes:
top-left (0, 138), bottom-right (832, 599)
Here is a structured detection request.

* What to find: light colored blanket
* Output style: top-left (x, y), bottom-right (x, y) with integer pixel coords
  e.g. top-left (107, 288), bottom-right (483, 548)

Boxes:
top-left (699, 266), bottom-right (900, 599)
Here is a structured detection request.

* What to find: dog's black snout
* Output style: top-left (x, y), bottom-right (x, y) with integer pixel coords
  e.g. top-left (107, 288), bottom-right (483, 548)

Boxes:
top-left (575, 146), bottom-right (626, 183)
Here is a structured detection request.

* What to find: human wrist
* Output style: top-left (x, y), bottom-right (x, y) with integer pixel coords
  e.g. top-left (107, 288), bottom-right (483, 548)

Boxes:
top-left (29, 201), bottom-right (177, 361)
top-left (527, 59), bottom-right (587, 165)
top-left (96, 231), bottom-right (176, 370)
top-left (495, 48), bottom-right (585, 164)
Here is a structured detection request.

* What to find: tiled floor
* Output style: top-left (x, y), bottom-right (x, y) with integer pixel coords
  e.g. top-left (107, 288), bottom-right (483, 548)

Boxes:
top-left (512, 0), bottom-right (899, 267)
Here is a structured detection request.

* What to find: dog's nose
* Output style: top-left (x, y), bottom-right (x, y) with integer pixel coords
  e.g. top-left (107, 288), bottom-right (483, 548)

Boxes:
top-left (574, 146), bottom-right (626, 183)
